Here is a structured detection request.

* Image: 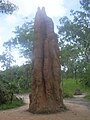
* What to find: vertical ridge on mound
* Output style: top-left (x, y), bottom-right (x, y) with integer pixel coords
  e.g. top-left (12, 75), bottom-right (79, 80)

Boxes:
top-left (29, 7), bottom-right (65, 114)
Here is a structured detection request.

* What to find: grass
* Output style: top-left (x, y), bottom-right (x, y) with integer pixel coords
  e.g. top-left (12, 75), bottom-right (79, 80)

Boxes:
top-left (0, 79), bottom-right (90, 111)
top-left (84, 94), bottom-right (90, 99)
top-left (0, 98), bottom-right (25, 110)
top-left (62, 79), bottom-right (90, 99)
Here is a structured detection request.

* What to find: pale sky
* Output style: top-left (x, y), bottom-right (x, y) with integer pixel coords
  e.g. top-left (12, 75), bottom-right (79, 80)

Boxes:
top-left (0, 0), bottom-right (80, 68)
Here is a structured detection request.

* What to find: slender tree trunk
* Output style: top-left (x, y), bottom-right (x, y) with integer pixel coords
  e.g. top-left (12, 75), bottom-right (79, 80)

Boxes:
top-left (29, 7), bottom-right (65, 114)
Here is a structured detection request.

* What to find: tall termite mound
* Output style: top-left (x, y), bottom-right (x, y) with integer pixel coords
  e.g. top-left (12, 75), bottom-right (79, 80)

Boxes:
top-left (29, 7), bottom-right (65, 113)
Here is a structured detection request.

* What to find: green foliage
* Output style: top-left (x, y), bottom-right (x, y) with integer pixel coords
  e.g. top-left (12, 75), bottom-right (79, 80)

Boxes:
top-left (0, 0), bottom-right (18, 14)
top-left (62, 79), bottom-right (80, 98)
top-left (80, 63), bottom-right (90, 87)
top-left (0, 52), bottom-right (15, 70)
top-left (0, 79), bottom-right (19, 104)
top-left (84, 94), bottom-right (90, 99)
top-left (3, 20), bottom-right (34, 64)
top-left (63, 79), bottom-right (90, 98)
top-left (61, 44), bottom-right (80, 79)
top-left (0, 63), bottom-right (31, 106)
top-left (0, 98), bottom-right (24, 110)
top-left (80, 0), bottom-right (90, 13)
top-left (0, 64), bottom-right (32, 94)
top-left (0, 39), bottom-right (16, 70)
top-left (0, 81), bottom-right (10, 104)
top-left (11, 21), bottom-right (34, 61)
top-left (58, 0), bottom-right (90, 85)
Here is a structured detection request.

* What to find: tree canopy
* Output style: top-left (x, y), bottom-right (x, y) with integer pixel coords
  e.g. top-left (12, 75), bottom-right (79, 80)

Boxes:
top-left (0, 0), bottom-right (18, 14)
top-left (0, 0), bottom-right (90, 89)
top-left (3, 21), bottom-right (34, 63)
top-left (58, 0), bottom-right (90, 85)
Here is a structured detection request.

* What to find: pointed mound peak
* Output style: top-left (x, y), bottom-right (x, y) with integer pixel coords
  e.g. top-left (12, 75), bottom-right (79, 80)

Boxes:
top-left (42, 7), bottom-right (45, 11)
top-left (36, 7), bottom-right (46, 16)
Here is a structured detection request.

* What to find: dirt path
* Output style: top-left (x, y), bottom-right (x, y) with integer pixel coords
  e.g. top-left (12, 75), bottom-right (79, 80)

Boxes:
top-left (0, 94), bottom-right (90, 120)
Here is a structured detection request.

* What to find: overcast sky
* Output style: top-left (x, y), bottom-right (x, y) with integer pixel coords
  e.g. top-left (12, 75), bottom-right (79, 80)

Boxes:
top-left (0, 0), bottom-right (80, 67)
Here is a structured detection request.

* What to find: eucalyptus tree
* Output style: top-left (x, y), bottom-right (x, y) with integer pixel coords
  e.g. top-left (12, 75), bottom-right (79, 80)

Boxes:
top-left (0, 52), bottom-right (15, 70)
top-left (2, 21), bottom-right (34, 93)
top-left (58, 0), bottom-right (90, 85)
top-left (4, 21), bottom-right (34, 63)
top-left (0, 0), bottom-right (18, 14)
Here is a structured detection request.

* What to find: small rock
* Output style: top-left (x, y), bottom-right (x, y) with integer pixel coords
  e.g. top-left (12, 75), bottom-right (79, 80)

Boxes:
top-left (74, 89), bottom-right (82, 95)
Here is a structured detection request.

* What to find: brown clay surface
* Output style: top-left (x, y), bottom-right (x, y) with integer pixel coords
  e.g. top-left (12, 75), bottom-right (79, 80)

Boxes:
top-left (0, 94), bottom-right (90, 120)
top-left (30, 8), bottom-right (64, 113)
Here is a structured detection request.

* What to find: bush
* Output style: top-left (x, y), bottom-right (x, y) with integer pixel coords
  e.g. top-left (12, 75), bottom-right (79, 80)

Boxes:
top-left (84, 94), bottom-right (90, 100)
top-left (62, 79), bottom-right (82, 98)
top-left (0, 98), bottom-right (24, 110)
top-left (0, 81), bottom-right (19, 104)
top-left (63, 92), bottom-right (73, 98)
top-left (0, 83), bottom-right (10, 104)
top-left (80, 63), bottom-right (90, 87)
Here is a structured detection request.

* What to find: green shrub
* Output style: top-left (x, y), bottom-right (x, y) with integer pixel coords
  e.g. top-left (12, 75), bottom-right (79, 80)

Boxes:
top-left (0, 80), bottom-right (20, 104)
top-left (63, 92), bottom-right (73, 98)
top-left (84, 94), bottom-right (90, 100)
top-left (0, 83), bottom-right (10, 104)
top-left (62, 78), bottom-right (90, 99)
top-left (80, 63), bottom-right (90, 87)
top-left (62, 79), bottom-right (82, 98)
top-left (0, 98), bottom-right (24, 110)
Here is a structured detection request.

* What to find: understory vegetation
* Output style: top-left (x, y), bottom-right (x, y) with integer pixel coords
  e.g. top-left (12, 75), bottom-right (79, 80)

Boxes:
top-left (0, 98), bottom-right (24, 110)
top-left (0, 0), bottom-right (90, 110)
top-left (63, 79), bottom-right (90, 99)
